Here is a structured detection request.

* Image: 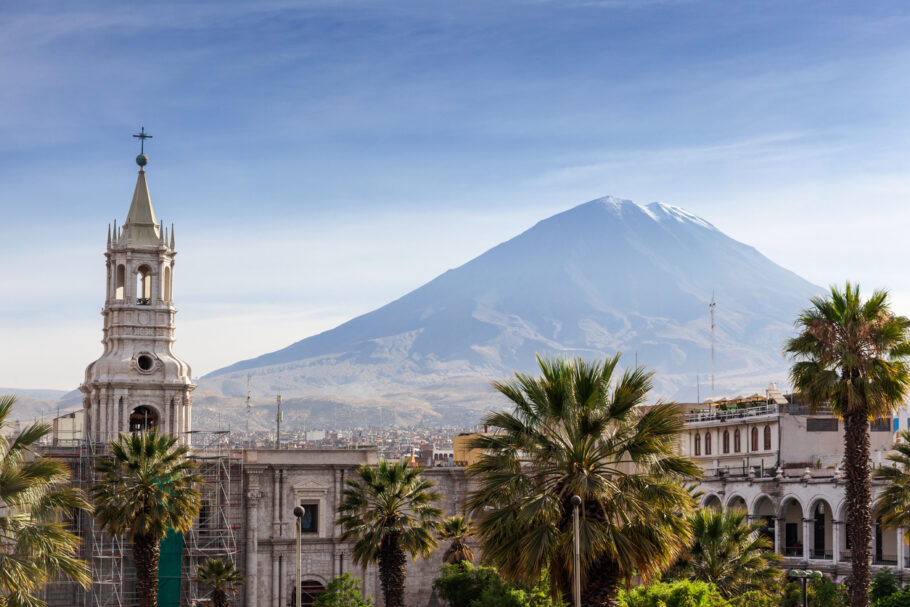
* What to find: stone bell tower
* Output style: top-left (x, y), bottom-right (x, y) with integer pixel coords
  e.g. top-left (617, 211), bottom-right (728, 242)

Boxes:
top-left (81, 140), bottom-right (194, 444)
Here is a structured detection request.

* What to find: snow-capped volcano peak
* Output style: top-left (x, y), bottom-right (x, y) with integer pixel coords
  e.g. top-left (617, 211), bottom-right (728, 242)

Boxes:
top-left (574, 196), bottom-right (717, 231)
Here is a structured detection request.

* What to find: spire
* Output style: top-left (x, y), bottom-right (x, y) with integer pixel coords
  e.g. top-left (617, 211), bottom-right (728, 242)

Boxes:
top-left (170, 223), bottom-right (175, 250)
top-left (119, 165), bottom-right (161, 246)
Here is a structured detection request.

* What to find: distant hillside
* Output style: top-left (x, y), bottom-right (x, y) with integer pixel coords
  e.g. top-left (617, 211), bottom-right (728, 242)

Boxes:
top-left (199, 196), bottom-right (821, 426)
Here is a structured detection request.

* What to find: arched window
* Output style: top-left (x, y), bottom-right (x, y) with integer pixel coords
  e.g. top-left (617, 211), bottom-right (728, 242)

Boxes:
top-left (723, 430), bottom-right (730, 454)
top-left (705, 432), bottom-right (712, 455)
top-left (115, 264), bottom-right (126, 300)
top-left (751, 427), bottom-right (759, 451)
top-left (694, 433), bottom-right (701, 456)
top-left (733, 429), bottom-right (741, 453)
top-left (136, 265), bottom-right (152, 304)
top-left (163, 266), bottom-right (172, 301)
top-left (764, 425), bottom-right (772, 450)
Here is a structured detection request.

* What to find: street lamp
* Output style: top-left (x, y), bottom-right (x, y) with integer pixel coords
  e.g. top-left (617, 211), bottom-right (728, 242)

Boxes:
top-left (570, 495), bottom-right (582, 607)
top-left (294, 506), bottom-right (304, 607)
top-left (788, 569), bottom-right (824, 607)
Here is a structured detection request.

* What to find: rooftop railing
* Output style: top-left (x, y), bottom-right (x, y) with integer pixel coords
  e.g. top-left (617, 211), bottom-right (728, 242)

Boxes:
top-left (683, 403), bottom-right (779, 423)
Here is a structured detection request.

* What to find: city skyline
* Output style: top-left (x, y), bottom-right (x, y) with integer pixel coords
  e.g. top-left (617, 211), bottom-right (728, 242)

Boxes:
top-left (4, 1), bottom-right (910, 389)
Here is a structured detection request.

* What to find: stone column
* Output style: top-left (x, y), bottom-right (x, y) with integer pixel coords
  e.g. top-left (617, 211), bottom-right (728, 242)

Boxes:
top-left (898, 527), bottom-right (906, 571)
top-left (833, 520), bottom-right (842, 564)
top-left (246, 484), bottom-right (260, 607)
top-left (803, 518), bottom-right (812, 561)
top-left (775, 517), bottom-right (782, 555)
top-left (272, 469), bottom-right (280, 607)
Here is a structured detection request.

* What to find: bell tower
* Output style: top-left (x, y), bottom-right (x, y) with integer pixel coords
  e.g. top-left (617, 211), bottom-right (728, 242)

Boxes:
top-left (81, 138), bottom-right (194, 444)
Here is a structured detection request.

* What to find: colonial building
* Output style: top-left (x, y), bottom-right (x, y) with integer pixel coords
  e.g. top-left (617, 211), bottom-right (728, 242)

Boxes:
top-left (80, 150), bottom-right (194, 444)
top-left (682, 389), bottom-right (910, 578)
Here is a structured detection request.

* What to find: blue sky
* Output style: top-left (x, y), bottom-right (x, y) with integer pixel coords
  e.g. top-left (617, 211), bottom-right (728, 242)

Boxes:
top-left (3, 1), bottom-right (910, 389)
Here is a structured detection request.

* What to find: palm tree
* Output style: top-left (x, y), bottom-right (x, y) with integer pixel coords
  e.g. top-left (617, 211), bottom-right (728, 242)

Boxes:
top-left (438, 516), bottom-right (475, 564)
top-left (336, 460), bottom-right (443, 607)
top-left (466, 355), bottom-right (699, 607)
top-left (667, 508), bottom-right (782, 598)
top-left (874, 430), bottom-right (910, 532)
top-left (785, 283), bottom-right (910, 607)
top-left (91, 430), bottom-right (202, 607)
top-left (0, 395), bottom-right (92, 606)
top-left (193, 558), bottom-right (244, 607)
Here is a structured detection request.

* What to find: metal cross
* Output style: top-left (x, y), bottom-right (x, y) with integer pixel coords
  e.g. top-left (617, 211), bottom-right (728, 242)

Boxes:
top-left (133, 126), bottom-right (153, 154)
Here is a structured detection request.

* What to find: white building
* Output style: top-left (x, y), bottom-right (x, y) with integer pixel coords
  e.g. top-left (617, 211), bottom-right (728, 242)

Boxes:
top-left (683, 389), bottom-right (910, 577)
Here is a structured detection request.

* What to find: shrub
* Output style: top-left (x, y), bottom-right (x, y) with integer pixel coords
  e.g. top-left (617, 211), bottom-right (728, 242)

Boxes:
top-left (313, 573), bottom-right (373, 607)
top-left (879, 590), bottom-right (910, 607)
top-left (433, 562), bottom-right (562, 607)
top-left (781, 578), bottom-right (849, 607)
top-left (728, 590), bottom-right (777, 607)
top-left (873, 569), bottom-right (901, 604)
top-left (618, 580), bottom-right (730, 607)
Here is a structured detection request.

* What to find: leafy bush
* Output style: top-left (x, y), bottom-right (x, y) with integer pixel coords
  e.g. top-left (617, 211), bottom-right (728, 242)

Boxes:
top-left (433, 562), bottom-right (562, 607)
top-left (728, 590), bottom-right (778, 607)
top-left (618, 580), bottom-right (730, 607)
top-left (313, 573), bottom-right (373, 607)
top-left (780, 578), bottom-right (848, 607)
top-left (878, 590), bottom-right (910, 607)
top-left (873, 569), bottom-right (902, 604)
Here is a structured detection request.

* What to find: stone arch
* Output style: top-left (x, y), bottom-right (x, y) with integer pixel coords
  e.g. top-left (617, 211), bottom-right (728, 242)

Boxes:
top-left (703, 494), bottom-right (723, 511)
top-left (726, 493), bottom-right (748, 511)
top-left (163, 265), bottom-right (172, 301)
top-left (752, 494), bottom-right (776, 542)
top-left (779, 496), bottom-right (805, 557)
top-left (136, 264), bottom-right (152, 303)
top-left (115, 264), bottom-right (126, 300)
top-left (291, 578), bottom-right (327, 607)
top-left (807, 497), bottom-right (834, 560)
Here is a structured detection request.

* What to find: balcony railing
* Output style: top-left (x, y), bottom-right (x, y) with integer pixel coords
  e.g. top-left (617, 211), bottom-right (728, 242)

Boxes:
top-left (137, 298), bottom-right (151, 305)
top-left (811, 549), bottom-right (833, 560)
top-left (684, 403), bottom-right (779, 423)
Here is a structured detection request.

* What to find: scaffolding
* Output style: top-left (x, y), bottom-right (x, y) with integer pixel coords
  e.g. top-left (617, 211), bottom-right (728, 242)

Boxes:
top-left (41, 432), bottom-right (244, 607)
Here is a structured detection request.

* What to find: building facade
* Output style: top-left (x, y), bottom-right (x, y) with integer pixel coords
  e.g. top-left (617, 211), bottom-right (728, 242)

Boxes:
top-left (683, 391), bottom-right (910, 579)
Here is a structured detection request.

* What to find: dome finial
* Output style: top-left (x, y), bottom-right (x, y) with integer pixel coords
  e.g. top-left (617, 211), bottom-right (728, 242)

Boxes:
top-left (132, 126), bottom-right (153, 168)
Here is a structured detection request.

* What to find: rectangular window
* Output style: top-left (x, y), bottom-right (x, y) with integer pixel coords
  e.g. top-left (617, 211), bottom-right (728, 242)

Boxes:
top-left (299, 503), bottom-right (318, 533)
top-left (871, 418), bottom-right (892, 432)
top-left (806, 418), bottom-right (838, 432)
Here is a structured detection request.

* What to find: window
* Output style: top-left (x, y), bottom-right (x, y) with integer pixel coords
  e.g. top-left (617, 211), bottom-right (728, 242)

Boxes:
top-left (705, 432), bottom-right (712, 455)
top-left (129, 406), bottom-right (158, 433)
top-left (807, 418), bottom-right (838, 432)
top-left (871, 418), bottom-right (892, 432)
top-left (136, 265), bottom-right (152, 304)
top-left (694, 433), bottom-right (701, 456)
top-left (298, 503), bottom-right (318, 534)
top-left (733, 429), bottom-right (741, 453)
top-left (722, 430), bottom-right (730, 454)
top-left (764, 425), bottom-right (772, 450)
top-left (115, 264), bottom-right (126, 300)
top-left (292, 581), bottom-right (326, 607)
top-left (751, 427), bottom-right (759, 452)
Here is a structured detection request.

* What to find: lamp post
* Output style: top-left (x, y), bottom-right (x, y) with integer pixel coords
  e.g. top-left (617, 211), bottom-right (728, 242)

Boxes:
top-left (294, 506), bottom-right (303, 607)
top-left (788, 569), bottom-right (823, 607)
top-left (571, 495), bottom-right (582, 607)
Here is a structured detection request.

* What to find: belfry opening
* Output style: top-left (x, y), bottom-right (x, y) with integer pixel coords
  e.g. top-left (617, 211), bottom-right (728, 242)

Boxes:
top-left (129, 405), bottom-right (159, 433)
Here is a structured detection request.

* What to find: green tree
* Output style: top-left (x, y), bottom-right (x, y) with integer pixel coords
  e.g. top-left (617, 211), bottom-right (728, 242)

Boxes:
top-left (433, 562), bottom-right (562, 607)
top-left (666, 508), bottom-right (782, 598)
top-left (875, 431), bottom-right (910, 537)
top-left (467, 355), bottom-right (699, 607)
top-left (618, 580), bottom-right (729, 607)
top-left (785, 283), bottom-right (910, 607)
top-left (193, 558), bottom-right (244, 607)
top-left (438, 516), bottom-right (475, 564)
top-left (336, 460), bottom-right (443, 607)
top-left (313, 573), bottom-right (373, 607)
top-left (91, 431), bottom-right (202, 607)
top-left (0, 395), bottom-right (92, 607)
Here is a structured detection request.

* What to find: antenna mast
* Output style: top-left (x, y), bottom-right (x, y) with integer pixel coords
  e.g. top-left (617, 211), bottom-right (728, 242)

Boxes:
top-left (245, 374), bottom-right (252, 447)
top-left (275, 393), bottom-right (282, 449)
top-left (710, 292), bottom-right (716, 398)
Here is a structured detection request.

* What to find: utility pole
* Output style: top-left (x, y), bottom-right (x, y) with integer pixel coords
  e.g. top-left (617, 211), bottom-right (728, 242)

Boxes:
top-left (246, 374), bottom-right (252, 447)
top-left (275, 393), bottom-right (282, 449)
top-left (710, 292), bottom-right (716, 398)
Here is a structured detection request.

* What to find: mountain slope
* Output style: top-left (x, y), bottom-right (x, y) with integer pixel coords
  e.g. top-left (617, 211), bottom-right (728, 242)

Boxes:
top-left (201, 197), bottom-right (820, 422)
